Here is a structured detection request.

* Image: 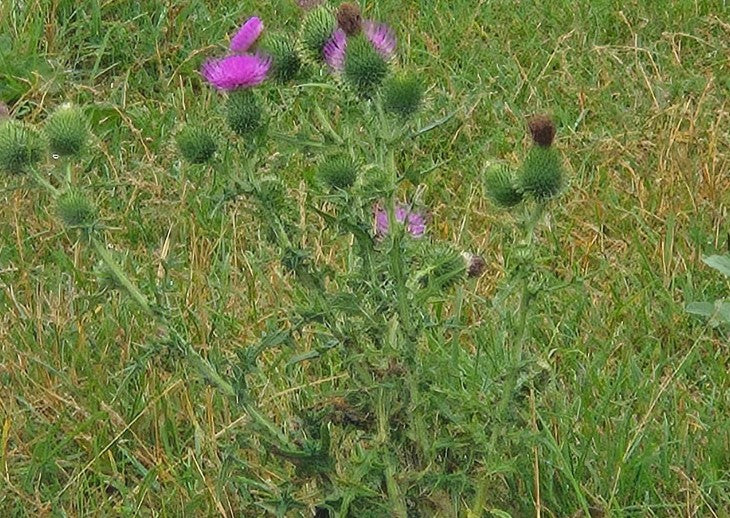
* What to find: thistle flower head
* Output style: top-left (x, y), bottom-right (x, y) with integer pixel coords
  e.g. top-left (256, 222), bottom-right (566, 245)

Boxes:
top-left (300, 5), bottom-right (336, 62)
top-left (226, 90), bottom-right (265, 136)
top-left (261, 33), bottom-right (302, 83)
top-left (383, 75), bottom-right (423, 118)
top-left (0, 120), bottom-right (45, 175)
top-left (323, 29), bottom-right (347, 71)
top-left (484, 164), bottom-right (523, 208)
top-left (362, 21), bottom-right (396, 59)
top-left (317, 155), bottom-right (359, 191)
top-left (201, 54), bottom-right (271, 91)
top-left (230, 17), bottom-right (264, 53)
top-left (56, 190), bottom-right (97, 229)
top-left (344, 35), bottom-right (389, 96)
top-left (374, 202), bottom-right (427, 239)
top-left (44, 103), bottom-right (89, 157)
top-left (176, 124), bottom-right (217, 164)
top-left (461, 252), bottom-right (486, 278)
top-left (519, 147), bottom-right (564, 200)
top-left (528, 114), bottom-right (556, 147)
top-left (336, 2), bottom-right (362, 36)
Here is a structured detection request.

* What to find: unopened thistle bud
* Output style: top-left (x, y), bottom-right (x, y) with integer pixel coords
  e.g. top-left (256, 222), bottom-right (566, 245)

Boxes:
top-left (44, 103), bottom-right (89, 157)
top-left (336, 2), bottom-right (362, 36)
top-left (176, 124), bottom-right (217, 164)
top-left (383, 75), bottom-right (423, 118)
top-left (56, 190), bottom-right (97, 229)
top-left (300, 5), bottom-right (336, 62)
top-left (227, 90), bottom-right (264, 136)
top-left (261, 33), bottom-right (302, 83)
top-left (519, 147), bottom-right (564, 200)
top-left (0, 120), bottom-right (45, 175)
top-left (344, 35), bottom-right (389, 97)
top-left (528, 114), bottom-right (556, 147)
top-left (317, 156), bottom-right (359, 191)
top-left (484, 164), bottom-right (522, 208)
top-left (424, 243), bottom-right (467, 290)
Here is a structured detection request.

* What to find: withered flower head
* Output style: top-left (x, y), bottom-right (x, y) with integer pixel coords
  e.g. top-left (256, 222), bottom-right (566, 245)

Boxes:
top-left (337, 2), bottom-right (362, 36)
top-left (0, 102), bottom-right (9, 120)
top-left (528, 114), bottom-right (556, 147)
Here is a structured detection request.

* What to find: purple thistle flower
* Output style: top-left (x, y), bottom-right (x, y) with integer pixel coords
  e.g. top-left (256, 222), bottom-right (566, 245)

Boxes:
top-left (230, 17), bottom-right (264, 53)
top-left (374, 202), bottom-right (427, 239)
top-left (323, 29), bottom-right (347, 71)
top-left (363, 21), bottom-right (396, 59)
top-left (201, 54), bottom-right (271, 91)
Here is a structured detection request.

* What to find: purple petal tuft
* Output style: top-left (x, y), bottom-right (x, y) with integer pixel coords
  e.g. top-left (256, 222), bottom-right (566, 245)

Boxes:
top-left (323, 29), bottom-right (347, 71)
top-left (230, 17), bottom-right (264, 53)
top-left (373, 202), bottom-right (426, 239)
top-left (201, 54), bottom-right (271, 91)
top-left (363, 21), bottom-right (396, 59)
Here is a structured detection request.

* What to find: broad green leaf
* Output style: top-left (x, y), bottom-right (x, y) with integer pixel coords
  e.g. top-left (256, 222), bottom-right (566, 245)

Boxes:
top-left (703, 255), bottom-right (730, 277)
top-left (686, 300), bottom-right (730, 325)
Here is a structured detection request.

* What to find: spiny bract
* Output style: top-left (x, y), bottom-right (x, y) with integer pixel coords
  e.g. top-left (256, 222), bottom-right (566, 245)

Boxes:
top-left (484, 164), bottom-right (523, 208)
top-left (344, 35), bottom-right (389, 96)
top-left (300, 5), bottom-right (336, 62)
top-left (44, 103), bottom-right (88, 157)
top-left (176, 124), bottom-right (217, 164)
top-left (262, 33), bottom-right (302, 83)
top-left (0, 120), bottom-right (45, 175)
top-left (317, 156), bottom-right (359, 191)
top-left (383, 75), bottom-right (424, 118)
top-left (519, 147), bottom-right (564, 200)
top-left (56, 190), bottom-right (97, 229)
top-left (227, 90), bottom-right (264, 136)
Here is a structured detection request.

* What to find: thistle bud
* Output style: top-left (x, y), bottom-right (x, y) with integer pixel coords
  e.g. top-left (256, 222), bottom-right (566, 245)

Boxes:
top-left (382, 75), bottom-right (423, 118)
top-left (484, 164), bottom-right (522, 208)
top-left (528, 114), bottom-right (556, 147)
top-left (300, 5), bottom-right (336, 62)
top-left (336, 2), bottom-right (362, 36)
top-left (44, 103), bottom-right (89, 157)
top-left (461, 252), bottom-right (486, 278)
top-left (344, 35), bottom-right (389, 97)
top-left (0, 120), bottom-right (45, 175)
top-left (56, 190), bottom-right (97, 229)
top-left (261, 33), bottom-right (302, 83)
top-left (226, 90), bottom-right (264, 137)
top-left (422, 243), bottom-right (467, 290)
top-left (317, 156), bottom-right (359, 191)
top-left (519, 147), bottom-right (564, 200)
top-left (176, 124), bottom-right (217, 164)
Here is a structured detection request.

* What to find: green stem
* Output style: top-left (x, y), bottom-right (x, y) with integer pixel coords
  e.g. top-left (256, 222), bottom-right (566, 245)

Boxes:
top-left (90, 236), bottom-right (156, 317)
top-left (30, 169), bottom-right (60, 197)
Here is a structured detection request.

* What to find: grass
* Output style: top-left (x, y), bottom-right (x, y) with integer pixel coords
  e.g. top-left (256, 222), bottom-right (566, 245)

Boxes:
top-left (1, 0), bottom-right (729, 516)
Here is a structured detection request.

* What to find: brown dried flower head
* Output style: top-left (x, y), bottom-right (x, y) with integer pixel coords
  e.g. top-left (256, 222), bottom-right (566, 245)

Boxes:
top-left (337, 2), bottom-right (362, 36)
top-left (0, 102), bottom-right (9, 120)
top-left (528, 114), bottom-right (556, 147)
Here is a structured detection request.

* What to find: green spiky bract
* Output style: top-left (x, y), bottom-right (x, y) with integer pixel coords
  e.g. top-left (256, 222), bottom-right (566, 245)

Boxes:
top-left (227, 90), bottom-right (264, 137)
top-left (383, 75), bottom-right (424, 118)
top-left (262, 33), bottom-right (302, 83)
top-left (0, 120), bottom-right (45, 175)
top-left (419, 242), bottom-right (466, 291)
top-left (344, 36), bottom-right (389, 97)
top-left (44, 104), bottom-right (88, 157)
top-left (317, 156), bottom-right (359, 191)
top-left (56, 190), bottom-right (97, 229)
top-left (484, 164), bottom-right (523, 208)
top-left (176, 124), bottom-right (217, 164)
top-left (300, 6), bottom-right (336, 63)
top-left (519, 146), bottom-right (564, 200)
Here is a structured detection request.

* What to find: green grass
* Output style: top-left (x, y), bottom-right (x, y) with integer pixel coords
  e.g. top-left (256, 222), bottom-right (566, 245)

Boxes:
top-left (1, 0), bottom-right (729, 516)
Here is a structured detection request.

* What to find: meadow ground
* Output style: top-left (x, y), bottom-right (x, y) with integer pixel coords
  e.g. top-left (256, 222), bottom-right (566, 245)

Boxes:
top-left (1, 0), bottom-right (729, 516)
